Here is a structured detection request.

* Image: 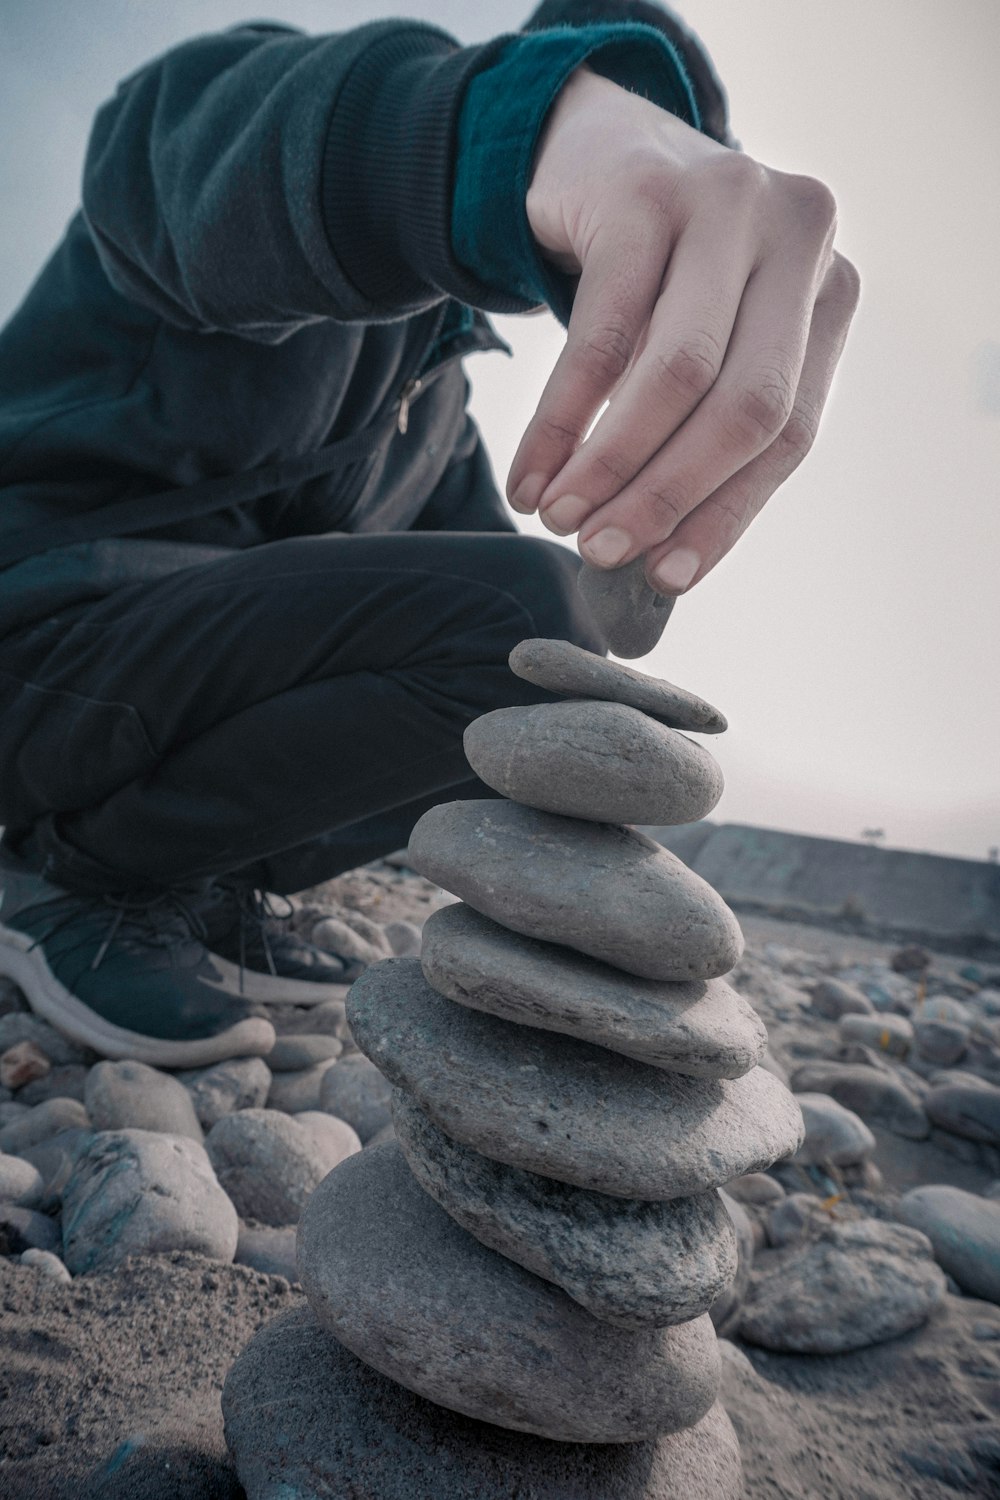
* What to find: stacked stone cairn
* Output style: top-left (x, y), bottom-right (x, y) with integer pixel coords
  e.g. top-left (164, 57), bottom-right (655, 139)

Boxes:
top-left (223, 635), bottom-right (804, 1500)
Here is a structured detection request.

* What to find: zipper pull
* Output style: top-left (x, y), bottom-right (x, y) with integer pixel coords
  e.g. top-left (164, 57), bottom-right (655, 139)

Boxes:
top-left (397, 376), bottom-right (422, 435)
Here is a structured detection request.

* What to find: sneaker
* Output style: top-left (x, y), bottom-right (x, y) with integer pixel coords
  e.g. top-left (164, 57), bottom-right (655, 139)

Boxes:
top-left (0, 851), bottom-right (275, 1067)
top-left (195, 883), bottom-right (352, 1006)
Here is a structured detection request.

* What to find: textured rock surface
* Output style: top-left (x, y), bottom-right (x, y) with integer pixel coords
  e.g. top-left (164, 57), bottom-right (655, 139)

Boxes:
top-left (349, 962), bottom-right (803, 1198)
top-left (206, 1109), bottom-right (359, 1226)
top-left (393, 1091), bottom-right (737, 1328)
top-left (177, 1057), bottom-right (272, 1130)
top-left (789, 1062), bottom-right (929, 1139)
top-left (577, 557), bottom-right (676, 659)
top-left (0, 1097), bottom-right (89, 1155)
top-left (899, 1186), bottom-right (1000, 1304)
top-left (318, 1054), bottom-right (393, 1143)
top-left (421, 903), bottom-right (764, 1077)
top-left (508, 638), bottom-right (727, 733)
top-left (223, 1304), bottom-right (742, 1499)
top-left (408, 801), bottom-right (743, 982)
top-left (297, 1143), bottom-right (721, 1442)
top-left (61, 1130), bottom-right (237, 1274)
top-left (740, 1219), bottom-right (946, 1353)
top-left (792, 1093), bottom-right (877, 1166)
top-left (464, 701), bottom-right (723, 826)
top-left (85, 1060), bottom-right (204, 1141)
top-left (925, 1083), bottom-right (1000, 1144)
top-left (810, 978), bottom-right (874, 1019)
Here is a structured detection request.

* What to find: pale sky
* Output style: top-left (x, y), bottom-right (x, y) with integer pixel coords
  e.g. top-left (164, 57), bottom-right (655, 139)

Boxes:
top-left (2, 0), bottom-right (997, 859)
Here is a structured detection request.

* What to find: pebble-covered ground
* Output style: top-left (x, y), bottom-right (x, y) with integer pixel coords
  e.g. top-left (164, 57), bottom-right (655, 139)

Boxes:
top-left (1, 857), bottom-right (999, 1500)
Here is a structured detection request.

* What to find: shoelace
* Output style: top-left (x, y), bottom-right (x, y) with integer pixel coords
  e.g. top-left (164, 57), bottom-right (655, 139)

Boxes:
top-left (27, 889), bottom-right (210, 973)
top-left (227, 885), bottom-right (296, 989)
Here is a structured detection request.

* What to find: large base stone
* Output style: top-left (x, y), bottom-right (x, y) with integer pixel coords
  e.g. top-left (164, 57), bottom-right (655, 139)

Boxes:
top-left (223, 1303), bottom-right (743, 1500)
top-left (296, 1143), bottom-right (721, 1442)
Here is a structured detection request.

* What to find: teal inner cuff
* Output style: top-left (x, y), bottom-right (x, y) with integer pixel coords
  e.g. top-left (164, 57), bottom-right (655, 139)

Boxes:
top-left (453, 24), bottom-right (701, 328)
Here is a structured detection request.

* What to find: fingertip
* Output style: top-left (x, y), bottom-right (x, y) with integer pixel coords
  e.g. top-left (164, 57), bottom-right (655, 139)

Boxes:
top-left (650, 546), bottom-right (701, 595)
top-left (508, 472), bottom-right (547, 514)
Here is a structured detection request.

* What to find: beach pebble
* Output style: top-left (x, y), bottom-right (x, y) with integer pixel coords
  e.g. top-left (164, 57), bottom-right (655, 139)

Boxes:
top-left (0, 1040), bottom-right (51, 1089)
top-left (0, 1012), bottom-right (88, 1067)
top-left (394, 1090), bottom-right (737, 1328)
top-left (0, 1152), bottom-right (44, 1207)
top-left (913, 1018), bottom-right (970, 1066)
top-left (789, 1063), bottom-right (929, 1139)
top-left (0, 1101), bottom-right (29, 1126)
top-left (810, 978), bottom-right (874, 1020)
top-left (464, 701), bottom-right (723, 827)
top-left (294, 1110), bottom-right (362, 1164)
top-left (223, 1304), bottom-right (742, 1500)
top-left (723, 1172), bottom-right (785, 1208)
top-left (0, 1096), bottom-right (90, 1156)
top-left (349, 960), bottom-right (803, 1199)
top-left (408, 801), bottom-right (743, 982)
top-left (18, 1128), bottom-right (93, 1212)
top-left (839, 1012), bottom-right (913, 1057)
top-left (319, 1054), bottom-right (393, 1143)
top-left (420, 903), bottom-right (764, 1078)
top-left (177, 1056), bottom-right (272, 1129)
top-left (266, 1059), bottom-right (339, 1113)
top-left (383, 919), bottom-right (423, 957)
top-left (766, 1192), bottom-right (839, 1247)
top-left (61, 1129), bottom-right (237, 1273)
top-left (740, 1219), bottom-right (946, 1353)
top-left (710, 1191), bottom-right (754, 1338)
top-left (577, 557), bottom-right (676, 660)
top-left (899, 1186), bottom-right (1000, 1303)
top-left (206, 1108), bottom-right (359, 1226)
top-left (508, 637), bottom-right (727, 732)
top-left (925, 1083), bottom-right (1000, 1144)
top-left (235, 1222), bottom-right (299, 1282)
top-left (16, 1063), bottom-right (89, 1106)
top-left (267, 1034), bottom-right (343, 1071)
top-left (0, 1204), bottom-right (61, 1254)
top-left (297, 1142), bottom-right (720, 1442)
top-left (793, 1093), bottom-right (876, 1166)
top-left (19, 1247), bottom-right (71, 1282)
top-left (85, 1059), bottom-right (203, 1142)
top-left (310, 916), bottom-right (390, 973)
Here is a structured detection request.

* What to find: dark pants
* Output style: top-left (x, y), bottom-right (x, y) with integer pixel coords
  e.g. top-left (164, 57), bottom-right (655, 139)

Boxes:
top-left (0, 532), bottom-right (601, 896)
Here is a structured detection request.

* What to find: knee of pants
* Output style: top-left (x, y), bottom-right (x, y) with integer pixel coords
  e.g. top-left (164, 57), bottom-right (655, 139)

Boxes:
top-left (502, 537), bottom-right (605, 656)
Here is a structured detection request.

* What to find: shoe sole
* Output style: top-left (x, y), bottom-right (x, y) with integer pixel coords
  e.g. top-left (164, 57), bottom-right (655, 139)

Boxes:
top-left (0, 920), bottom-right (276, 1068)
top-left (208, 953), bottom-right (352, 1009)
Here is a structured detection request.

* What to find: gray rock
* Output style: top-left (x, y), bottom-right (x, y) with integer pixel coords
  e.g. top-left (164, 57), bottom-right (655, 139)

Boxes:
top-left (319, 1055), bottom-right (393, 1143)
top-left (810, 978), bottom-right (874, 1020)
top-left (793, 1093), bottom-right (876, 1166)
top-left (267, 1034), bottom-right (343, 1071)
top-left (408, 802), bottom-right (743, 982)
top-left (899, 1186), bottom-right (1000, 1303)
top-left (464, 701), bottom-right (723, 827)
top-left (789, 1063), bottom-right (929, 1139)
top-left (349, 961), bottom-right (803, 1198)
top-left (913, 1018), bottom-right (969, 1066)
top-left (0, 1012), bottom-right (89, 1066)
top-left (709, 1191), bottom-right (754, 1338)
top-left (0, 1203), bottom-right (61, 1254)
top-left (508, 637), bottom-right (727, 733)
top-left (297, 1142), bottom-right (720, 1442)
top-left (61, 1129), bottom-right (237, 1273)
top-left (294, 1109), bottom-right (362, 1163)
top-left (85, 1059), bottom-right (204, 1141)
top-left (310, 916), bottom-right (389, 970)
top-left (0, 1151), bottom-right (43, 1207)
top-left (16, 1063), bottom-right (89, 1106)
top-left (19, 1127), bottom-right (93, 1212)
top-left (393, 1091), bottom-right (737, 1329)
top-left (266, 1059), bottom-right (339, 1113)
top-left (925, 1083), bottom-right (1000, 1144)
top-left (19, 1247), bottom-right (72, 1282)
top-left (839, 1012), bottom-right (913, 1057)
top-left (0, 976), bottom-right (28, 1016)
top-left (223, 1304), bottom-right (742, 1500)
top-left (420, 903), bottom-right (765, 1078)
top-left (0, 1096), bottom-right (90, 1155)
top-left (206, 1108), bottom-right (359, 1226)
top-left (235, 1222), bottom-right (299, 1281)
top-left (0, 1101), bottom-right (29, 1126)
top-left (383, 919), bottom-right (423, 957)
top-left (177, 1056), bottom-right (272, 1129)
top-left (766, 1192), bottom-right (840, 1247)
top-left (740, 1219), bottom-right (946, 1353)
top-left (723, 1172), bottom-right (785, 1208)
top-left (577, 557), bottom-right (676, 660)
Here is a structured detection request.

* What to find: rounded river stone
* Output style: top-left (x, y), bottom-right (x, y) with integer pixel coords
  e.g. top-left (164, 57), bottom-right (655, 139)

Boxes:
top-left (509, 638), bottom-right (727, 733)
top-left (463, 701), bottom-right (723, 826)
top-left (407, 801), bottom-right (743, 982)
top-left (393, 1091), bottom-right (737, 1328)
top-left (577, 557), bottom-right (676, 659)
top-left (223, 1304), bottom-right (743, 1500)
top-left (420, 903), bottom-right (764, 1078)
top-left (296, 1142), bottom-right (721, 1442)
top-left (348, 961), bottom-right (804, 1198)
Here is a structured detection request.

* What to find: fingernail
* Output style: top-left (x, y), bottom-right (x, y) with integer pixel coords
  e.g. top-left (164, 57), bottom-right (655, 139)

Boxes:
top-left (582, 527), bottom-right (632, 567)
top-left (652, 547), bottom-right (700, 594)
top-left (509, 473), bottom-right (547, 514)
top-left (541, 494), bottom-right (589, 536)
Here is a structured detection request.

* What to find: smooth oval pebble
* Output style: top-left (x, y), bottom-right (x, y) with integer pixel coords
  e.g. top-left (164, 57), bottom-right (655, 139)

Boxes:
top-left (577, 557), bottom-right (675, 659)
top-left (297, 1141), bottom-right (721, 1442)
top-left (463, 701), bottom-right (723, 826)
top-left (420, 903), bottom-right (764, 1078)
top-left (899, 1185), bottom-right (1000, 1303)
top-left (509, 638), bottom-right (727, 733)
top-left (392, 1090), bottom-right (737, 1328)
top-left (348, 961), bottom-right (804, 1199)
top-left (408, 801), bottom-right (743, 982)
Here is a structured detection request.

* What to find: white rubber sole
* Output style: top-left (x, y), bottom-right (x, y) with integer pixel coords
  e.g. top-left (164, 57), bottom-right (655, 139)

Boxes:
top-left (208, 953), bottom-right (351, 1009)
top-left (0, 919), bottom-right (276, 1068)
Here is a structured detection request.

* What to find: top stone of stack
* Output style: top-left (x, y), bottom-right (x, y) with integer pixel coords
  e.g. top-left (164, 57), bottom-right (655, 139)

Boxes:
top-left (509, 639), bottom-right (727, 734)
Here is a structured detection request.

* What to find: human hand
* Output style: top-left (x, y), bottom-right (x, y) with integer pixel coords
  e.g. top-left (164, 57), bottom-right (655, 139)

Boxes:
top-left (508, 67), bottom-right (860, 595)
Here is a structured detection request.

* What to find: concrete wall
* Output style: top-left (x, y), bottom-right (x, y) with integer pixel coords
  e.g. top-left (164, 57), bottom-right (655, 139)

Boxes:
top-left (642, 822), bottom-right (1000, 957)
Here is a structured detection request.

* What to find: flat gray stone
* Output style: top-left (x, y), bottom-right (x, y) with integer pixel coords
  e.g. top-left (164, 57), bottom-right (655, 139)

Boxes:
top-left (463, 701), bottom-right (723, 826)
top-left (899, 1186), bottom-right (1000, 1304)
top-left (266, 1059), bottom-right (339, 1113)
top-left (810, 978), bottom-right (874, 1020)
top-left (577, 557), bottom-right (676, 660)
top-left (740, 1219), bottom-right (946, 1353)
top-left (267, 1034), bottom-right (343, 1071)
top-left (297, 1142), bottom-right (721, 1442)
top-left (925, 1083), bottom-right (1000, 1144)
top-left (319, 1054), bottom-right (393, 1143)
top-left (792, 1093), bottom-right (876, 1166)
top-left (509, 638), bottom-right (726, 733)
top-left (789, 1063), bottom-right (929, 1140)
top-left (393, 1090), bottom-right (737, 1328)
top-left (85, 1059), bottom-right (204, 1141)
top-left (349, 961), bottom-right (803, 1198)
top-left (206, 1108), bottom-right (359, 1226)
top-left (420, 904), bottom-right (764, 1078)
top-left (177, 1056), bottom-right (273, 1129)
top-left (61, 1129), bottom-right (237, 1274)
top-left (223, 1303), bottom-right (742, 1499)
top-left (408, 801), bottom-right (743, 983)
